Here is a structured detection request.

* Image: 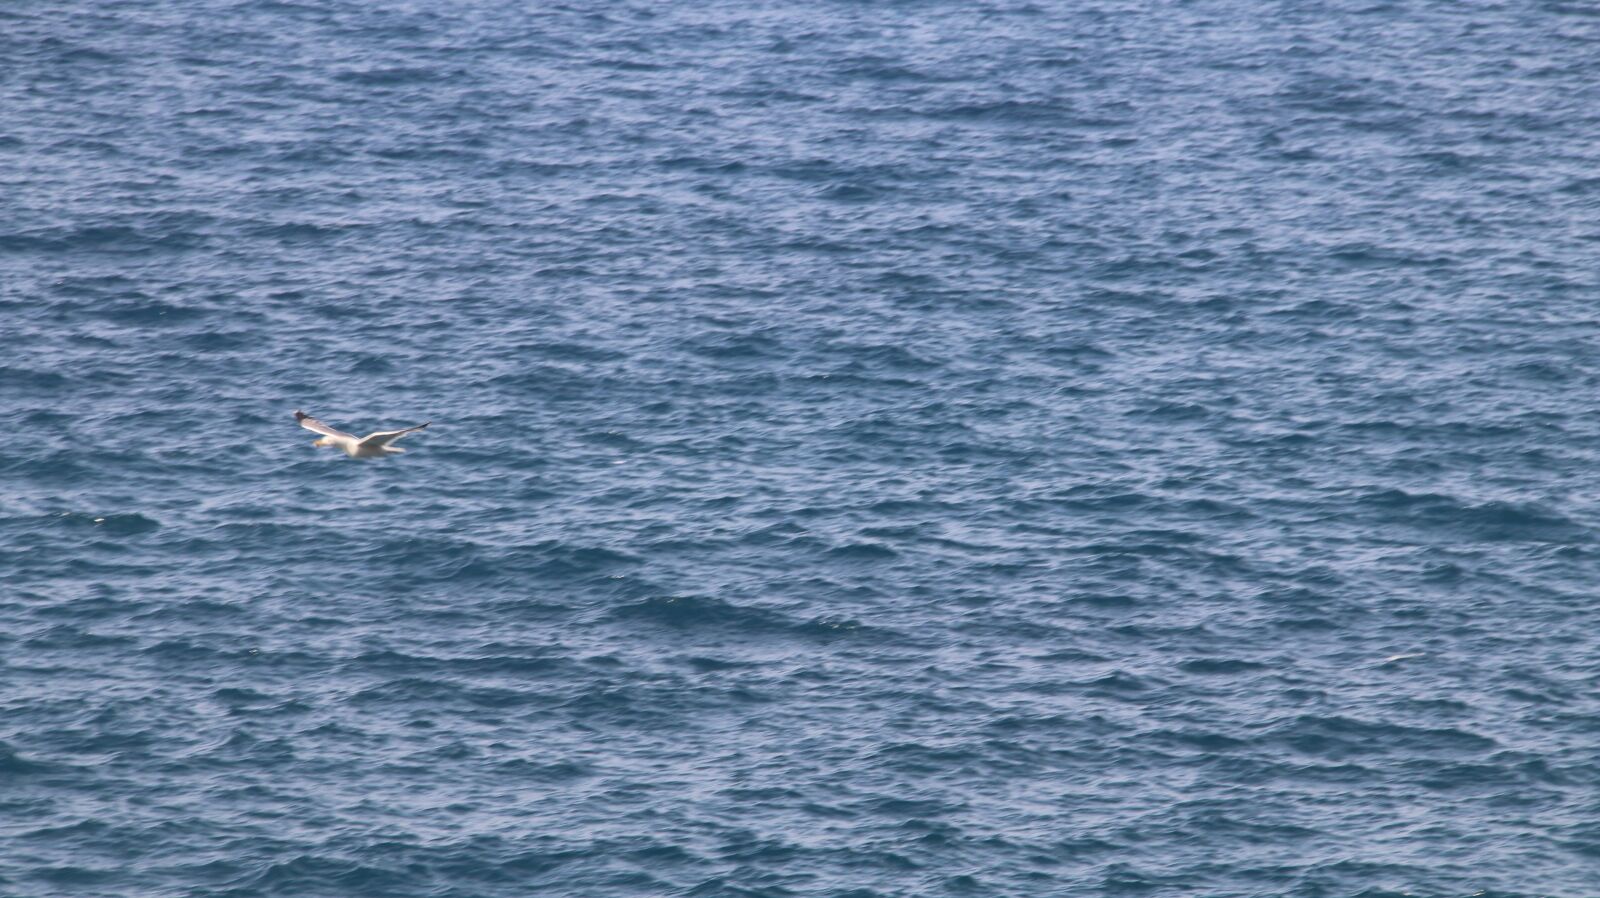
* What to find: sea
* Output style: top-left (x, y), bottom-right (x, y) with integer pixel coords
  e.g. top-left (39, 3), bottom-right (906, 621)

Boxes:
top-left (2, 2), bottom-right (1598, 896)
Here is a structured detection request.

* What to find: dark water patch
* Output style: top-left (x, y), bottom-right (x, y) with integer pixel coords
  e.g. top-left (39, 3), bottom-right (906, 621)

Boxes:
top-left (826, 542), bottom-right (899, 561)
top-left (920, 99), bottom-right (1086, 125)
top-left (90, 301), bottom-right (211, 327)
top-left (0, 366), bottom-right (69, 391)
top-left (332, 66), bottom-right (459, 86)
top-left (610, 594), bottom-right (796, 635)
top-left (1145, 727), bottom-right (1250, 753)
top-left (0, 215), bottom-right (212, 254)
top-left (517, 340), bottom-right (630, 364)
top-left (817, 183), bottom-right (886, 203)
top-left (495, 541), bottom-right (643, 580)
top-left (1177, 657), bottom-right (1267, 676)
top-left (346, 647), bottom-right (568, 679)
top-left (0, 741), bottom-right (58, 775)
top-left (347, 677), bottom-right (540, 712)
top-left (246, 220), bottom-right (364, 243)
top-left (47, 511), bottom-right (162, 536)
top-left (187, 722), bottom-right (288, 756)
top-left (1270, 715), bottom-right (1499, 761)
top-left (1354, 489), bottom-right (1590, 543)
top-left (682, 654), bottom-right (758, 673)
top-left (180, 330), bottom-right (256, 352)
top-left (235, 854), bottom-right (419, 895)
top-left (22, 625), bottom-right (139, 651)
top-left (492, 758), bottom-right (594, 781)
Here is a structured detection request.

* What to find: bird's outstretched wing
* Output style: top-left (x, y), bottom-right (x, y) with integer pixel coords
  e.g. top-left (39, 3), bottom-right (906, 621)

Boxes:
top-left (358, 422), bottom-right (430, 448)
top-left (295, 410), bottom-right (356, 440)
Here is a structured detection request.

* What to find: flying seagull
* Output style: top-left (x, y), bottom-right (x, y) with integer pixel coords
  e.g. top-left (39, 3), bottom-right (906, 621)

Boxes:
top-left (295, 410), bottom-right (430, 458)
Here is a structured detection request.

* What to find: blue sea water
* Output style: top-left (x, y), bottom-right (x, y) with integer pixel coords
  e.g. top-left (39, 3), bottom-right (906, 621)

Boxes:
top-left (3, 1), bottom-right (1599, 895)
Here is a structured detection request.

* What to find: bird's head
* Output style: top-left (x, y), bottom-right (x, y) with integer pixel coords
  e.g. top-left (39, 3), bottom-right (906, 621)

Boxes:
top-left (312, 437), bottom-right (333, 448)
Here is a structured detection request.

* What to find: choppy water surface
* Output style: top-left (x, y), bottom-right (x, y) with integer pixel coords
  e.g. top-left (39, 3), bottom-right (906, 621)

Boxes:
top-left (4, 2), bottom-right (1599, 895)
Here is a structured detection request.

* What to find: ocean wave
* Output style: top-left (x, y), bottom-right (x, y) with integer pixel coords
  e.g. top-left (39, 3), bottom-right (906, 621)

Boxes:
top-left (3, 0), bottom-right (1598, 894)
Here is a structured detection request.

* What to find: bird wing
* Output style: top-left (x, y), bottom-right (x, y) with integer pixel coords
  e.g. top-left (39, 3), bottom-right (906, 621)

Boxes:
top-left (295, 410), bottom-right (356, 440)
top-left (358, 422), bottom-right (430, 448)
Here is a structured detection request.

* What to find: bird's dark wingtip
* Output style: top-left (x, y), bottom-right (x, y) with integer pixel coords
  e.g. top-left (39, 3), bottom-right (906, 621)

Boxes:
top-left (294, 410), bottom-right (308, 421)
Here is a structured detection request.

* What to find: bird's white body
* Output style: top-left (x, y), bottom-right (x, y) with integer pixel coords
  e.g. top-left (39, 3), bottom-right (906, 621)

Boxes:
top-left (296, 411), bottom-right (429, 459)
top-left (314, 433), bottom-right (407, 458)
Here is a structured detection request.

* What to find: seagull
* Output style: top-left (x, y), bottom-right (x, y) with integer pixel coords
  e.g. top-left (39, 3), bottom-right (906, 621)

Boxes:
top-left (295, 410), bottom-right (430, 458)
